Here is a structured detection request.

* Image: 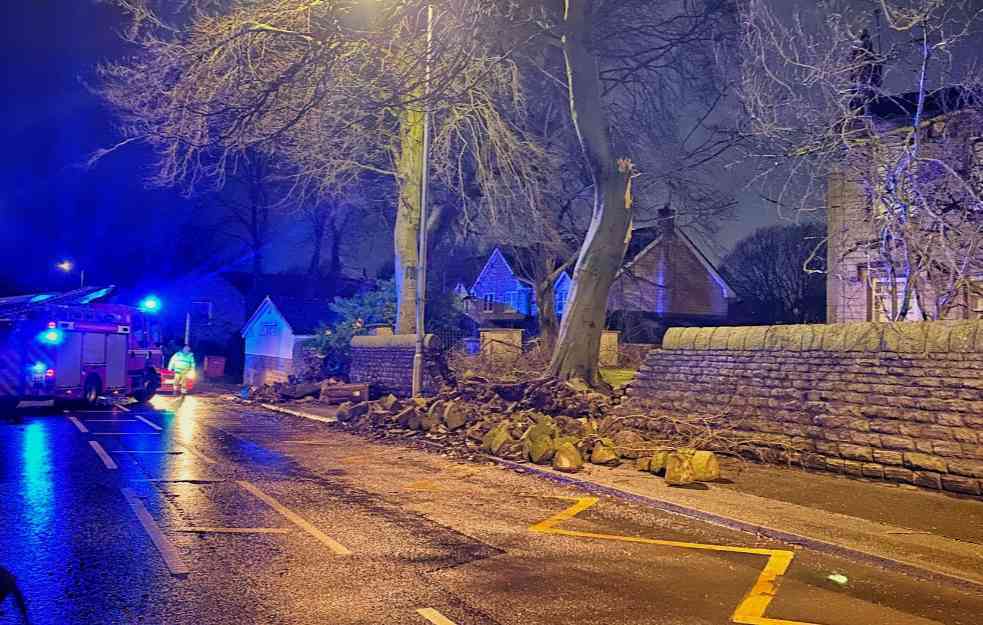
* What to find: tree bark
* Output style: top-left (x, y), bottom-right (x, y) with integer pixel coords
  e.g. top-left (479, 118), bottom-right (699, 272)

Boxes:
top-left (308, 212), bottom-right (326, 277)
top-left (394, 104), bottom-right (425, 334)
top-left (548, 0), bottom-right (633, 386)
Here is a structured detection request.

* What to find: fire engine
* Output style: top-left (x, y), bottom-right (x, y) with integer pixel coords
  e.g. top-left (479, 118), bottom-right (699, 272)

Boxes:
top-left (0, 286), bottom-right (164, 413)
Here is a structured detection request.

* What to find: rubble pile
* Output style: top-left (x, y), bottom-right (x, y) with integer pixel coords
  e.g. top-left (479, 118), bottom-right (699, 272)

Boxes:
top-left (329, 376), bottom-right (724, 485)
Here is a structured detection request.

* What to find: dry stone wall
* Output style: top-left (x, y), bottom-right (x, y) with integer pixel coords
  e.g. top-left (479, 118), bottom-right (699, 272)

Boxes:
top-left (349, 334), bottom-right (445, 397)
top-left (629, 321), bottom-right (983, 496)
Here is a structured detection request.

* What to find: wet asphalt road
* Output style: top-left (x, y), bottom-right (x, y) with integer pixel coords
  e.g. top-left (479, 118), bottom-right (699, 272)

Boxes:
top-left (1, 395), bottom-right (981, 625)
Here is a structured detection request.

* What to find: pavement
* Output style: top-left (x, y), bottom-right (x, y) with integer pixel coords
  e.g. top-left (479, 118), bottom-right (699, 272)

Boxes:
top-left (0, 394), bottom-right (980, 625)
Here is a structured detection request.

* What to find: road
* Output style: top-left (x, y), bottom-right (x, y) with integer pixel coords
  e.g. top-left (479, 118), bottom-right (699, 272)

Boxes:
top-left (0, 395), bottom-right (980, 625)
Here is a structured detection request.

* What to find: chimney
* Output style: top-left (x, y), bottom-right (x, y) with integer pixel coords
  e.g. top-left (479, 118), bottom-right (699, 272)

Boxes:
top-left (657, 204), bottom-right (676, 239)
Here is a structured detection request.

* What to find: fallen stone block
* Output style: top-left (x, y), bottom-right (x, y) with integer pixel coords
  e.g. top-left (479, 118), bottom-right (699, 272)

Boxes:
top-left (665, 452), bottom-right (696, 486)
top-left (590, 442), bottom-right (621, 466)
top-left (690, 451), bottom-right (720, 481)
top-left (552, 442), bottom-right (584, 473)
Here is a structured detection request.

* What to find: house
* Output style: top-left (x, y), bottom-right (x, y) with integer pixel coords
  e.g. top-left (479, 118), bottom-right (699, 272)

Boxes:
top-left (465, 247), bottom-right (571, 326)
top-left (607, 207), bottom-right (736, 342)
top-left (827, 87), bottom-right (983, 322)
top-left (241, 296), bottom-right (333, 385)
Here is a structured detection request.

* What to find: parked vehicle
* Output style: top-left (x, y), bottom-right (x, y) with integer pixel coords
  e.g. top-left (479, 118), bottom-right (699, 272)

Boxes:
top-left (159, 367), bottom-right (195, 395)
top-left (0, 287), bottom-right (163, 413)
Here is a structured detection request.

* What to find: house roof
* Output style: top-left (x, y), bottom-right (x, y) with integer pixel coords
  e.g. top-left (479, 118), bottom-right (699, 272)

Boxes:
top-left (617, 227), bottom-right (736, 300)
top-left (242, 296), bottom-right (333, 337)
top-left (866, 86), bottom-right (977, 123)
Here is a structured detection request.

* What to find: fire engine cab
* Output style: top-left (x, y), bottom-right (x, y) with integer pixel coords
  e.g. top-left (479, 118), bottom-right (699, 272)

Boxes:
top-left (0, 286), bottom-right (163, 413)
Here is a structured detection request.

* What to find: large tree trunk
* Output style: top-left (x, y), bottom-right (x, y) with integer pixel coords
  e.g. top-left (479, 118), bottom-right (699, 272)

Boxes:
top-left (548, 0), bottom-right (633, 386)
top-left (394, 104), bottom-right (425, 334)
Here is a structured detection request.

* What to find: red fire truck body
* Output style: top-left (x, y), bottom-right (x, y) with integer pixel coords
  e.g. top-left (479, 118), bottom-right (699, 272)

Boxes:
top-left (0, 289), bottom-right (163, 411)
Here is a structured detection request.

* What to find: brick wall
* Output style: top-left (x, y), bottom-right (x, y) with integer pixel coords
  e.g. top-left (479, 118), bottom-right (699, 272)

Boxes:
top-left (629, 321), bottom-right (983, 496)
top-left (349, 334), bottom-right (445, 397)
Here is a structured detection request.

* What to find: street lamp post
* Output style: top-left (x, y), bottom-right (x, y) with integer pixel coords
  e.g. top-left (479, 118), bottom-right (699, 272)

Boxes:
top-left (56, 260), bottom-right (84, 288)
top-left (411, 2), bottom-right (434, 398)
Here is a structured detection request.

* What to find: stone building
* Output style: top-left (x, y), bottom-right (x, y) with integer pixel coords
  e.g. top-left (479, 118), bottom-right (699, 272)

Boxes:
top-left (827, 87), bottom-right (983, 322)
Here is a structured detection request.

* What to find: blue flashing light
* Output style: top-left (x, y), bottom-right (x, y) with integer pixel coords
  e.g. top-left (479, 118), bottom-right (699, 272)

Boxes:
top-left (31, 362), bottom-right (46, 374)
top-left (29, 293), bottom-right (56, 303)
top-left (79, 287), bottom-right (112, 304)
top-left (38, 327), bottom-right (64, 346)
top-left (138, 295), bottom-right (162, 314)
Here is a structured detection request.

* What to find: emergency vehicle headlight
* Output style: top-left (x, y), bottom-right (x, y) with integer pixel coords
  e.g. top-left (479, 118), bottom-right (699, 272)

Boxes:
top-left (46, 369), bottom-right (56, 378)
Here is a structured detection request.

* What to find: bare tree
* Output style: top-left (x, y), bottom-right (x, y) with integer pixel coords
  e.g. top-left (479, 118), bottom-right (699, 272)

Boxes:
top-left (499, 0), bottom-right (738, 386)
top-left (737, 0), bottom-right (983, 322)
top-left (96, 0), bottom-right (545, 334)
top-left (722, 222), bottom-right (827, 324)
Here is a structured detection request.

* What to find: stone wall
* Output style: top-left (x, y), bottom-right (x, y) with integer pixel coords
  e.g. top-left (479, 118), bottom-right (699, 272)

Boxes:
top-left (349, 334), bottom-right (444, 397)
top-left (629, 321), bottom-right (983, 496)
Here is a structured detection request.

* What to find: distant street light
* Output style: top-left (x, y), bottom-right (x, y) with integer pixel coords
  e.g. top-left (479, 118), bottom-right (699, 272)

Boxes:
top-left (56, 260), bottom-right (85, 288)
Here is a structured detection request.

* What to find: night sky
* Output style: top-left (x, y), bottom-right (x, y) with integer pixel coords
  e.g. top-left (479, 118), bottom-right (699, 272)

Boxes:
top-left (0, 1), bottom-right (778, 299)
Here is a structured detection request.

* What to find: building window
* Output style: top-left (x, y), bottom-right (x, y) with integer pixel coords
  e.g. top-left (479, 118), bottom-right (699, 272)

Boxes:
top-left (191, 300), bottom-right (213, 321)
top-left (482, 294), bottom-right (495, 312)
top-left (260, 322), bottom-right (280, 337)
top-left (871, 278), bottom-right (922, 322)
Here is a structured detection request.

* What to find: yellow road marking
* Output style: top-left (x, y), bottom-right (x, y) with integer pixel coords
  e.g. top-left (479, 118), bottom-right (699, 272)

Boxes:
top-left (530, 497), bottom-right (819, 625)
top-left (68, 416), bottom-right (89, 433)
top-left (173, 527), bottom-right (292, 534)
top-left (405, 480), bottom-right (440, 492)
top-left (416, 608), bottom-right (458, 625)
top-left (237, 480), bottom-right (351, 555)
top-left (135, 415), bottom-right (163, 431)
top-left (88, 441), bottom-right (118, 470)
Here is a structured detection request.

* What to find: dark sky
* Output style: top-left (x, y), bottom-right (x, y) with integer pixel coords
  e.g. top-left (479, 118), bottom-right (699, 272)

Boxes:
top-left (0, 1), bottom-right (206, 296)
top-left (0, 1), bottom-right (808, 298)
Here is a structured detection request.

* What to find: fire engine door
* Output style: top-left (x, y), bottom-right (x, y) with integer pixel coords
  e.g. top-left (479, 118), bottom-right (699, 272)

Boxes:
top-left (56, 332), bottom-right (83, 388)
top-left (106, 334), bottom-right (127, 388)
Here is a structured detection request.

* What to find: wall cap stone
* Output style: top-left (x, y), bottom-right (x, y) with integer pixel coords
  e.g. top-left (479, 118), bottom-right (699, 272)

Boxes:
top-left (660, 320), bottom-right (983, 353)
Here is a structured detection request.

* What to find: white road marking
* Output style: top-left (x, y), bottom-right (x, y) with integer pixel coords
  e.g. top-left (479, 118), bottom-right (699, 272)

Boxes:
top-left (83, 419), bottom-right (138, 422)
top-left (120, 487), bottom-right (190, 576)
top-left (116, 404), bottom-right (131, 412)
top-left (88, 441), bottom-right (118, 470)
top-left (416, 608), bottom-right (459, 625)
top-left (172, 527), bottom-right (293, 534)
top-left (179, 444), bottom-right (218, 465)
top-left (134, 478), bottom-right (226, 484)
top-left (91, 432), bottom-right (161, 435)
top-left (135, 415), bottom-right (163, 431)
top-left (68, 416), bottom-right (89, 433)
top-left (237, 480), bottom-right (351, 555)
top-left (115, 450), bottom-right (184, 455)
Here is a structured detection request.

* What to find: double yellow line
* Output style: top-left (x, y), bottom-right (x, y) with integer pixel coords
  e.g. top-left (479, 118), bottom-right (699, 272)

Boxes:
top-left (530, 497), bottom-right (819, 625)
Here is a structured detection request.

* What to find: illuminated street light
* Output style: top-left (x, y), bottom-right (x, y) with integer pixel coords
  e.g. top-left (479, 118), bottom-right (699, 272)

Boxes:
top-left (138, 295), bottom-right (163, 314)
top-left (56, 259), bottom-right (85, 288)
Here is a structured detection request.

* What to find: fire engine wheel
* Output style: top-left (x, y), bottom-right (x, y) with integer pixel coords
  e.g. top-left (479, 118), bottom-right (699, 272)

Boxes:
top-left (83, 377), bottom-right (102, 407)
top-left (132, 373), bottom-right (159, 404)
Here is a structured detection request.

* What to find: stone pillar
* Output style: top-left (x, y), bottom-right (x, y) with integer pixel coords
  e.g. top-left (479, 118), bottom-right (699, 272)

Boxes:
top-left (480, 329), bottom-right (523, 361)
top-left (367, 324), bottom-right (394, 336)
top-left (599, 330), bottom-right (620, 367)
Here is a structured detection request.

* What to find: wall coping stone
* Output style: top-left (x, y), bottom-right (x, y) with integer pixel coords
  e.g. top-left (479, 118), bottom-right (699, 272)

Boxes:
top-left (662, 320), bottom-right (983, 353)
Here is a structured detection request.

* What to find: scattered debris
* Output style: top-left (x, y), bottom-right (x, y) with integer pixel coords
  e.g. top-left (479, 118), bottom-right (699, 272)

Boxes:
top-left (827, 573), bottom-right (849, 585)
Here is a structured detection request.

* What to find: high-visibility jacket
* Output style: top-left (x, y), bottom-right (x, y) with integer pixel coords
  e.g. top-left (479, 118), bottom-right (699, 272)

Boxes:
top-left (168, 351), bottom-right (196, 374)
